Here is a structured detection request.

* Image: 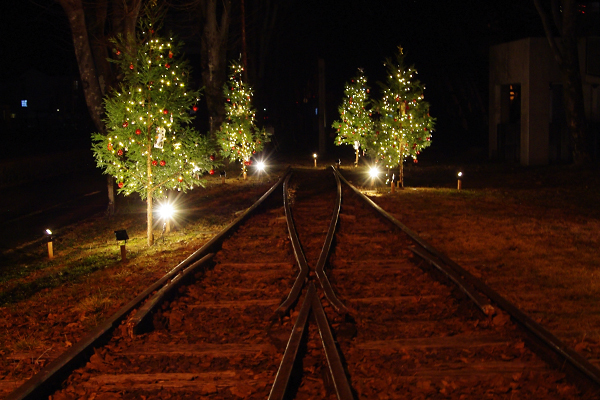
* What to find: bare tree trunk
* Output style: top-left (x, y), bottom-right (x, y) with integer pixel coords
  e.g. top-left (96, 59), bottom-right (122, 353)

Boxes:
top-left (59, 0), bottom-right (142, 216)
top-left (533, 0), bottom-right (590, 164)
top-left (200, 0), bottom-right (231, 135)
top-left (58, 0), bottom-right (105, 134)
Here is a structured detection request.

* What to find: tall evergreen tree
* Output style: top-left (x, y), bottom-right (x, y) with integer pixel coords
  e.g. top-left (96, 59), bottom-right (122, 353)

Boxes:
top-left (333, 69), bottom-right (374, 166)
top-left (92, 8), bottom-right (215, 246)
top-left (373, 47), bottom-right (435, 188)
top-left (216, 61), bottom-right (270, 179)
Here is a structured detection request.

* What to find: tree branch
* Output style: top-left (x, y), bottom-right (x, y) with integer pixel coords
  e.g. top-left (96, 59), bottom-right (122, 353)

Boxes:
top-left (533, 0), bottom-right (564, 65)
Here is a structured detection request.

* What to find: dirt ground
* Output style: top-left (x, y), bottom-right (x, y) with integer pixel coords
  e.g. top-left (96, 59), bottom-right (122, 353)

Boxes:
top-left (0, 159), bottom-right (599, 398)
top-left (342, 161), bottom-right (600, 368)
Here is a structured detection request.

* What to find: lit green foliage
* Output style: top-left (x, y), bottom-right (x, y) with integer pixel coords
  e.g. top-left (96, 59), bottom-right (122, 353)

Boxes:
top-left (332, 69), bottom-right (374, 166)
top-left (216, 62), bottom-right (270, 176)
top-left (92, 13), bottom-right (215, 198)
top-left (91, 9), bottom-right (216, 245)
top-left (373, 47), bottom-right (435, 186)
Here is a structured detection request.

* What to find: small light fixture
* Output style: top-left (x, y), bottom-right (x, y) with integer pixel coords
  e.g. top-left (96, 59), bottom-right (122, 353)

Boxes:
top-left (313, 153), bottom-right (317, 168)
top-left (457, 172), bottom-right (463, 190)
top-left (114, 230), bottom-right (129, 261)
top-left (45, 229), bottom-right (54, 259)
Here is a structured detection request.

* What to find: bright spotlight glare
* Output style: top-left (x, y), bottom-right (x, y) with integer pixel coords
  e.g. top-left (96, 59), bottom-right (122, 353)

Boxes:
top-left (369, 166), bottom-right (380, 179)
top-left (458, 172), bottom-right (463, 177)
top-left (158, 203), bottom-right (174, 220)
top-left (255, 160), bottom-right (266, 172)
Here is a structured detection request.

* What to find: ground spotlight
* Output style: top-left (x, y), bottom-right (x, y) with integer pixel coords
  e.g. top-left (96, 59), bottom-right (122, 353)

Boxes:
top-left (255, 160), bottom-right (266, 173)
top-left (369, 166), bottom-right (380, 179)
top-left (457, 172), bottom-right (463, 190)
top-left (158, 202), bottom-right (175, 235)
top-left (313, 153), bottom-right (317, 168)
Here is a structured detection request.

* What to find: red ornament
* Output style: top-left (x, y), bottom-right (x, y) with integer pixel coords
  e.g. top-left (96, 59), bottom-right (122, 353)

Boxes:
top-left (210, 155), bottom-right (215, 161)
top-left (152, 160), bottom-right (158, 166)
top-left (178, 176), bottom-right (183, 182)
top-left (413, 159), bottom-right (418, 163)
top-left (129, 64), bottom-right (134, 70)
top-left (117, 149), bottom-right (123, 156)
top-left (168, 52), bottom-right (173, 59)
top-left (122, 121), bottom-right (129, 128)
top-left (118, 182), bottom-right (124, 188)
top-left (165, 63), bottom-right (170, 69)
top-left (135, 128), bottom-right (142, 135)
top-left (160, 160), bottom-right (166, 166)
top-left (107, 143), bottom-right (113, 151)
top-left (209, 169), bottom-right (215, 175)
top-left (192, 105), bottom-right (198, 112)
top-left (116, 50), bottom-right (121, 56)
top-left (227, 98), bottom-right (230, 102)
top-left (426, 137), bottom-right (431, 141)
top-left (395, 97), bottom-right (400, 102)
top-left (163, 109), bottom-right (169, 114)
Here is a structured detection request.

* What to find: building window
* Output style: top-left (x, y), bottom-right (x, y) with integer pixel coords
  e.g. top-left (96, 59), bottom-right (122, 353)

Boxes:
top-left (21, 100), bottom-right (27, 107)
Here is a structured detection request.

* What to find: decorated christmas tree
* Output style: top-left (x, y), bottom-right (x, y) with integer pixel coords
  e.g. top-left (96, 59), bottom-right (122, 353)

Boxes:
top-left (216, 61), bottom-right (270, 179)
top-left (91, 8), bottom-right (216, 246)
top-left (332, 69), bottom-right (374, 166)
top-left (373, 47), bottom-right (435, 188)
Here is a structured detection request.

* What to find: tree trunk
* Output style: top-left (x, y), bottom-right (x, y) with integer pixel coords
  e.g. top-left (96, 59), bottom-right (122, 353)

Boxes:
top-left (58, 0), bottom-right (105, 134)
top-left (399, 161), bottom-right (404, 189)
top-left (59, 0), bottom-right (118, 215)
top-left (533, 0), bottom-right (590, 164)
top-left (200, 0), bottom-right (231, 135)
top-left (147, 146), bottom-right (154, 246)
top-left (355, 149), bottom-right (359, 167)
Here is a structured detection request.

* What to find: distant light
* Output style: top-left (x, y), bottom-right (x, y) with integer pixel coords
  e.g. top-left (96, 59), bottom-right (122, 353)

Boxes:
top-left (56, 109), bottom-right (60, 112)
top-left (45, 229), bottom-right (52, 235)
top-left (313, 153), bottom-right (317, 159)
top-left (315, 108), bottom-right (318, 115)
top-left (458, 172), bottom-right (463, 177)
top-left (369, 166), bottom-right (380, 179)
top-left (21, 100), bottom-right (27, 107)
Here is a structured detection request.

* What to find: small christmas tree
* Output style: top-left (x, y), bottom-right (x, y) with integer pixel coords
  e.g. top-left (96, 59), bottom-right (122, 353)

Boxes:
top-left (373, 47), bottom-right (435, 188)
top-left (92, 9), bottom-right (215, 246)
top-left (216, 61), bottom-right (270, 179)
top-left (332, 69), bottom-right (374, 166)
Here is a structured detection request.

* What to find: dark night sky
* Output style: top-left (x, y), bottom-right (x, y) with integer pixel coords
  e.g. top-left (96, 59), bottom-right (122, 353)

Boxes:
top-left (0, 0), bottom-right (548, 159)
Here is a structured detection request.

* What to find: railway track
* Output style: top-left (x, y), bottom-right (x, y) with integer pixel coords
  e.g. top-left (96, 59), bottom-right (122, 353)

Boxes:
top-left (7, 166), bottom-right (600, 399)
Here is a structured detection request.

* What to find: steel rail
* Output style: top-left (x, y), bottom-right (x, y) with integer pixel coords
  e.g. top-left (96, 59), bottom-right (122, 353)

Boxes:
top-left (335, 168), bottom-right (600, 396)
top-left (314, 167), bottom-right (349, 315)
top-left (269, 283), bottom-right (354, 400)
top-left (273, 172), bottom-right (310, 318)
top-left (268, 283), bottom-right (315, 400)
top-left (409, 246), bottom-right (494, 316)
top-left (310, 284), bottom-right (355, 400)
top-left (7, 169), bottom-right (291, 400)
top-left (126, 253), bottom-right (215, 336)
